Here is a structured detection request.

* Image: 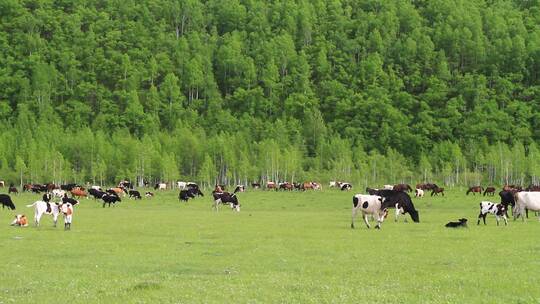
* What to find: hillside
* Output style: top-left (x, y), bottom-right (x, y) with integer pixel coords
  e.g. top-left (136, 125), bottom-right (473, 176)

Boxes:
top-left (1, 0), bottom-right (540, 186)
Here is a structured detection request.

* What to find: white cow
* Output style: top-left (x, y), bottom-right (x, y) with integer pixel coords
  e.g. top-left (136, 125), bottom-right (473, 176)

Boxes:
top-left (514, 192), bottom-right (540, 221)
top-left (155, 183), bottom-right (166, 190)
top-left (415, 188), bottom-right (424, 198)
top-left (351, 194), bottom-right (388, 229)
top-left (60, 202), bottom-right (74, 230)
top-left (26, 201), bottom-right (61, 227)
top-left (177, 181), bottom-right (187, 189)
top-left (329, 181), bottom-right (338, 188)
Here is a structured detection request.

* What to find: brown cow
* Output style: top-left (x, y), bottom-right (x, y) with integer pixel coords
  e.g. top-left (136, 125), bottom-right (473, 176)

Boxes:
top-left (266, 182), bottom-right (276, 190)
top-left (466, 186), bottom-right (483, 195)
top-left (70, 187), bottom-right (87, 199)
top-left (483, 187), bottom-right (496, 196)
top-left (431, 187), bottom-right (445, 196)
top-left (393, 184), bottom-right (412, 192)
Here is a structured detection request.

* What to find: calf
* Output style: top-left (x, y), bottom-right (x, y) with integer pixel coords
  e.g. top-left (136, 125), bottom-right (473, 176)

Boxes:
top-left (415, 188), bottom-right (424, 198)
top-left (351, 194), bottom-right (387, 229)
top-left (340, 183), bottom-right (352, 191)
top-left (60, 203), bottom-right (74, 230)
top-left (11, 214), bottom-right (28, 227)
top-left (129, 190), bottom-right (142, 200)
top-left (145, 191), bottom-right (154, 198)
top-left (478, 201), bottom-right (507, 226)
top-left (8, 187), bottom-right (18, 195)
top-left (445, 218), bottom-right (468, 228)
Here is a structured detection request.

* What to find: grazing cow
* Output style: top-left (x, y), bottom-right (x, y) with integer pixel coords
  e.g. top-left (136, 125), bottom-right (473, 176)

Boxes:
top-left (340, 183), bottom-right (352, 191)
top-left (0, 194), bottom-right (16, 210)
top-left (415, 189), bottom-right (424, 198)
top-left (376, 189), bottom-right (420, 223)
top-left (351, 194), bottom-right (387, 229)
top-left (102, 194), bottom-right (121, 208)
top-left (478, 201), bottom-right (508, 226)
top-left (212, 188), bottom-right (241, 212)
top-left (513, 192), bottom-right (540, 221)
top-left (154, 183), bottom-right (167, 190)
top-left (70, 188), bottom-right (87, 199)
top-left (416, 183), bottom-right (437, 190)
top-left (466, 186), bottom-right (483, 195)
top-left (234, 185), bottom-right (245, 192)
top-left (145, 191), bottom-right (154, 198)
top-left (393, 184), bottom-right (412, 192)
top-left (179, 189), bottom-right (196, 202)
top-left (431, 187), bottom-right (445, 196)
top-left (10, 214), bottom-right (28, 227)
top-left (23, 184), bottom-right (33, 192)
top-left (8, 187), bottom-right (18, 195)
top-left (26, 201), bottom-right (60, 227)
top-left (108, 187), bottom-right (125, 197)
top-left (60, 202), bottom-right (74, 230)
top-left (483, 187), bottom-right (496, 196)
top-left (88, 188), bottom-right (106, 200)
top-left (62, 196), bottom-right (79, 206)
top-left (129, 190), bottom-right (142, 200)
top-left (445, 218), bottom-right (468, 228)
top-left (279, 182), bottom-right (293, 191)
top-left (266, 182), bottom-right (276, 190)
top-left (251, 182), bottom-right (261, 189)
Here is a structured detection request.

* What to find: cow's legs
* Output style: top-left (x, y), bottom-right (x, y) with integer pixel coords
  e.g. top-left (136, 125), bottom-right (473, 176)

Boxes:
top-left (496, 215), bottom-right (500, 226)
top-left (351, 207), bottom-right (358, 228)
top-left (477, 212), bottom-right (485, 225)
top-left (362, 213), bottom-right (371, 229)
top-left (502, 214), bottom-right (508, 225)
top-left (53, 213), bottom-right (58, 227)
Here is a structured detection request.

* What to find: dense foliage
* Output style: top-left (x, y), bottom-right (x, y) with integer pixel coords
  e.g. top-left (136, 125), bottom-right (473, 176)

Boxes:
top-left (1, 0), bottom-right (540, 186)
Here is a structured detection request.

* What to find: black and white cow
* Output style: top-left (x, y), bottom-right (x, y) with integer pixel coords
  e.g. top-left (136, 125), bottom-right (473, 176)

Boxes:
top-left (129, 190), bottom-right (142, 200)
top-left (351, 194), bottom-right (387, 229)
top-left (101, 194), bottom-right (121, 208)
top-left (212, 188), bottom-right (241, 212)
top-left (340, 183), bottom-right (352, 191)
top-left (89, 188), bottom-right (107, 200)
top-left (0, 194), bottom-right (16, 210)
top-left (179, 189), bottom-right (196, 202)
top-left (42, 193), bottom-right (52, 203)
top-left (498, 190), bottom-right (516, 217)
top-left (477, 201), bottom-right (508, 226)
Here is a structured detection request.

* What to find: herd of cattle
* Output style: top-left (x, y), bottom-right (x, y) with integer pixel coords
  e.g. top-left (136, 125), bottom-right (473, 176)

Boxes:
top-left (1, 179), bottom-right (540, 231)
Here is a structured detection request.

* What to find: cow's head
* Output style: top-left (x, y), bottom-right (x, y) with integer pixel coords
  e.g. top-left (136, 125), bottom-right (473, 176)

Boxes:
top-left (409, 209), bottom-right (420, 223)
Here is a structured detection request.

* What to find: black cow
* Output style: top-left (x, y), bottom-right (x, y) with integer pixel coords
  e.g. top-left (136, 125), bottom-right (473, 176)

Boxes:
top-left (376, 189), bottom-right (420, 223)
top-left (129, 190), bottom-right (142, 200)
top-left (60, 183), bottom-right (79, 191)
top-left (89, 188), bottom-right (107, 199)
top-left (62, 196), bottom-right (79, 206)
top-left (102, 194), bottom-right (121, 208)
top-left (0, 194), bottom-right (16, 210)
top-left (179, 189), bottom-right (196, 202)
top-left (445, 218), bottom-right (468, 228)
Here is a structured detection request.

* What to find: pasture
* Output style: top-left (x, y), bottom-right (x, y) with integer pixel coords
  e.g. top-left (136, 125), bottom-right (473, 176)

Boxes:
top-left (0, 188), bottom-right (538, 303)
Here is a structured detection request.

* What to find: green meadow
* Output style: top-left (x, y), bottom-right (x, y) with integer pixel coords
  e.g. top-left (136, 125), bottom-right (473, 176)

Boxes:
top-left (0, 188), bottom-right (538, 304)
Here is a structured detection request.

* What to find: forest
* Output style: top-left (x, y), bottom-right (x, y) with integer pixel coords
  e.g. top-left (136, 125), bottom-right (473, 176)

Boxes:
top-left (1, 0), bottom-right (540, 187)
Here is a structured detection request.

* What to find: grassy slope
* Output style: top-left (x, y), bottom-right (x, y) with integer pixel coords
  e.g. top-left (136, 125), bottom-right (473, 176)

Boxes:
top-left (0, 189), bottom-right (538, 304)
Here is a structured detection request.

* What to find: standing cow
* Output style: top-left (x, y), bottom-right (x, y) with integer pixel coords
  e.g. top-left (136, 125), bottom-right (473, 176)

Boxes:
top-left (514, 192), bottom-right (540, 221)
top-left (351, 194), bottom-right (387, 229)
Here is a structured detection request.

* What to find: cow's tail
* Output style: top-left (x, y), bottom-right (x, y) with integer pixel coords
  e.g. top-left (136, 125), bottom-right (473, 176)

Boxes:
top-left (26, 202), bottom-right (37, 208)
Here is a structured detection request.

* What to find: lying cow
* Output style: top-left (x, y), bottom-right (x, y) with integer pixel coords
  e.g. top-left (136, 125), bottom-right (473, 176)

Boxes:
top-left (351, 194), bottom-right (387, 229)
top-left (445, 218), bottom-right (468, 228)
top-left (11, 214), bottom-right (28, 227)
top-left (478, 201), bottom-right (508, 226)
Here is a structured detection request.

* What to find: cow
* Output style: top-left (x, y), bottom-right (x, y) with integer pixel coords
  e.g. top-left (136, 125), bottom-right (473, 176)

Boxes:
top-left (279, 182), bottom-right (293, 191)
top-left (70, 188), bottom-right (87, 199)
top-left (376, 189), bottom-right (420, 223)
top-left (351, 194), bottom-right (387, 229)
top-left (266, 182), bottom-right (276, 190)
top-left (513, 192), bottom-right (540, 221)
top-left (60, 202), bottom-right (74, 230)
top-left (0, 194), bottom-right (16, 210)
top-left (108, 187), bottom-right (125, 197)
top-left (415, 188), bottom-right (424, 198)
top-left (129, 190), bottom-right (142, 200)
top-left (466, 186), bottom-right (483, 195)
top-left (393, 184), bottom-right (412, 192)
top-left (329, 181), bottom-right (339, 188)
top-left (22, 184), bottom-right (33, 192)
top-left (177, 181), bottom-right (187, 189)
top-left (179, 189), bottom-right (196, 202)
top-left (26, 201), bottom-right (60, 227)
top-left (340, 183), bottom-right (352, 191)
top-left (251, 182), bottom-right (261, 189)
top-left (483, 187), bottom-right (496, 196)
top-left (10, 214), bottom-right (28, 227)
top-left (431, 187), bottom-right (445, 196)
top-left (365, 187), bottom-right (379, 195)
top-left (145, 192), bottom-right (154, 198)
top-left (60, 184), bottom-right (79, 191)
top-left (478, 201), bottom-right (508, 226)
top-left (154, 183), bottom-right (167, 190)
top-left (499, 190), bottom-right (516, 217)
top-left (212, 188), bottom-right (241, 212)
top-left (118, 180), bottom-right (133, 189)
top-left (8, 187), bottom-right (18, 195)
top-left (88, 188), bottom-right (106, 200)
top-left (416, 183), bottom-right (437, 190)
top-left (445, 218), bottom-right (468, 228)
top-left (102, 194), bottom-right (121, 208)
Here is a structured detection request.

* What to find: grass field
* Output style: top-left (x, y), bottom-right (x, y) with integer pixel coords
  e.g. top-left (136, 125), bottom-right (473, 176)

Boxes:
top-left (0, 188), bottom-right (539, 304)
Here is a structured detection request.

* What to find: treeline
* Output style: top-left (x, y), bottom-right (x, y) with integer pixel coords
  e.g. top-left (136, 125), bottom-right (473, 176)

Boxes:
top-left (1, 0), bottom-right (540, 187)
